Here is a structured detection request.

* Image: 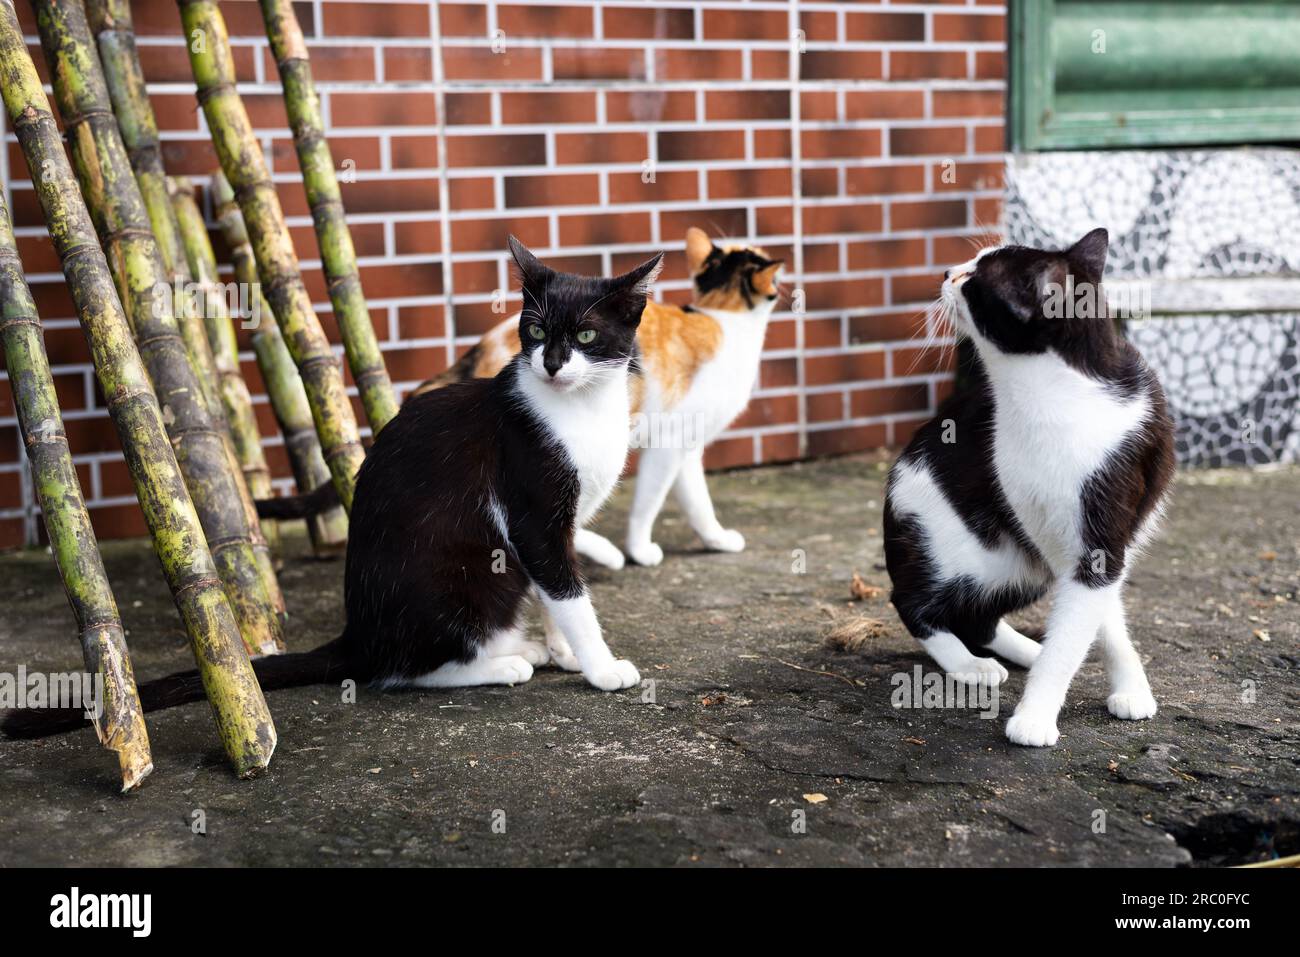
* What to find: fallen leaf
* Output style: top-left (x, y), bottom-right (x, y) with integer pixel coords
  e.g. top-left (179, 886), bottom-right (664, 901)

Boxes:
top-left (850, 571), bottom-right (884, 601)
top-left (803, 793), bottom-right (828, 804)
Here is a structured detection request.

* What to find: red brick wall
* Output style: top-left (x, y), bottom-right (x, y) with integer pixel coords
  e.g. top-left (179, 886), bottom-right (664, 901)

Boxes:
top-left (0, 0), bottom-right (1006, 546)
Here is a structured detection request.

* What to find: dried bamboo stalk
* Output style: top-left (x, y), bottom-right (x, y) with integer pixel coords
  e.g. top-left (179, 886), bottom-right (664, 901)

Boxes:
top-left (260, 0), bottom-right (398, 434)
top-left (32, 0), bottom-right (283, 656)
top-left (167, 176), bottom-right (285, 589)
top-left (213, 170), bottom-right (348, 556)
top-left (83, 0), bottom-right (284, 611)
top-left (82, 0), bottom-right (221, 420)
top-left (0, 0), bottom-right (274, 776)
top-left (0, 184), bottom-right (152, 792)
top-left (179, 0), bottom-right (364, 512)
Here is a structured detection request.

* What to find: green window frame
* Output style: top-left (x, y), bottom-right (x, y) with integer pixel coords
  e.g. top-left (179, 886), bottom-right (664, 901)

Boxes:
top-left (1010, 1), bottom-right (1300, 151)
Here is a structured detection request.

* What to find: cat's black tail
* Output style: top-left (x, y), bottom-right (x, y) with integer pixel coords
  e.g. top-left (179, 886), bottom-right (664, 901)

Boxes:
top-left (255, 480), bottom-right (340, 520)
top-left (1, 637), bottom-right (361, 740)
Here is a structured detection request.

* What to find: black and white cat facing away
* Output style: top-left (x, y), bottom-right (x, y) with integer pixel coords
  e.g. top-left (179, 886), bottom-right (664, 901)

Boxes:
top-left (883, 229), bottom-right (1175, 747)
top-left (3, 239), bottom-right (663, 739)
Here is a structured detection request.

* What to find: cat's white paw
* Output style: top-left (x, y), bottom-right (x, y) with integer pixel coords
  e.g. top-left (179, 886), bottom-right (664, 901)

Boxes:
top-left (486, 655), bottom-right (535, 686)
top-left (1006, 708), bottom-right (1059, 747)
top-left (576, 531), bottom-right (626, 570)
top-left (583, 658), bottom-right (640, 691)
top-left (547, 645), bottom-right (582, 672)
top-left (510, 642), bottom-right (550, 667)
top-left (951, 657), bottom-right (1008, 688)
top-left (702, 528), bottom-right (745, 553)
top-left (1108, 690), bottom-right (1157, 720)
top-left (625, 541), bottom-right (664, 567)
top-left (590, 548), bottom-right (625, 571)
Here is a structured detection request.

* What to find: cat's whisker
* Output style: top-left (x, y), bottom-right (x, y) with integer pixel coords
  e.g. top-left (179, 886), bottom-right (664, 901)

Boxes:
top-left (704, 221), bottom-right (736, 249)
top-left (520, 284), bottom-right (548, 323)
top-left (901, 299), bottom-right (946, 378)
top-left (967, 213), bottom-right (1004, 252)
top-left (938, 298), bottom-right (962, 374)
top-left (580, 288), bottom-right (619, 323)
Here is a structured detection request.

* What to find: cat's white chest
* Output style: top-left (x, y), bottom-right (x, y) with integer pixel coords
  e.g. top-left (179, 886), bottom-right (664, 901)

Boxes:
top-left (564, 406), bottom-right (629, 524)
top-left (519, 367), bottom-right (630, 525)
top-left (673, 307), bottom-right (770, 439)
top-left (988, 352), bottom-right (1149, 573)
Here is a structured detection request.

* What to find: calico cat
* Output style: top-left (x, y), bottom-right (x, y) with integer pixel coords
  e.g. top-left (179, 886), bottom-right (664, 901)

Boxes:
top-left (413, 227), bottom-right (783, 569)
top-left (3, 240), bottom-right (662, 739)
top-left (883, 229), bottom-right (1175, 747)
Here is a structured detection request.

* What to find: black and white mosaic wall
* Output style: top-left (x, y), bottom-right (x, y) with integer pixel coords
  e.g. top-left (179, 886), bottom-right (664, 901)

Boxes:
top-left (1005, 149), bottom-right (1300, 467)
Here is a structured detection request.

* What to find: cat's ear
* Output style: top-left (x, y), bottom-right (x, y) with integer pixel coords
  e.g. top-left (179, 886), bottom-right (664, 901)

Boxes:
top-left (684, 227), bottom-right (714, 272)
top-left (612, 252), bottom-right (665, 300)
top-left (752, 261), bottom-right (784, 297)
top-left (1019, 258), bottom-right (1069, 322)
top-left (507, 234), bottom-right (550, 286)
top-left (1068, 227), bottom-right (1109, 280)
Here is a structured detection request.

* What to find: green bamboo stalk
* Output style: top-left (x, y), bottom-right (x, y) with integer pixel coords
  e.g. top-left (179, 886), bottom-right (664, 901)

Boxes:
top-left (31, 0), bottom-right (283, 657)
top-left (259, 0), bottom-right (397, 434)
top-left (167, 176), bottom-right (285, 585)
top-left (213, 170), bottom-right (348, 557)
top-left (0, 186), bottom-right (152, 792)
top-left (82, 0), bottom-right (284, 613)
top-left (0, 0), bottom-right (274, 776)
top-left (179, 0), bottom-right (364, 512)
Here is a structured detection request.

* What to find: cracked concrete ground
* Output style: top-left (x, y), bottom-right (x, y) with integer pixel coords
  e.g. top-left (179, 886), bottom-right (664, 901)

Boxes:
top-left (0, 453), bottom-right (1296, 867)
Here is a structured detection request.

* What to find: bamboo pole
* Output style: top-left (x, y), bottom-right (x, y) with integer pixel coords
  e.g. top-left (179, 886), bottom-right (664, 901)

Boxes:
top-left (213, 170), bottom-right (348, 557)
top-left (31, 0), bottom-right (283, 656)
top-left (167, 176), bottom-right (285, 584)
top-left (81, 0), bottom-right (221, 422)
top-left (82, 0), bottom-right (284, 612)
top-left (167, 176), bottom-right (276, 500)
top-left (0, 0), bottom-right (274, 776)
top-left (0, 185), bottom-right (152, 792)
top-left (179, 0), bottom-right (364, 512)
top-left (259, 0), bottom-right (397, 434)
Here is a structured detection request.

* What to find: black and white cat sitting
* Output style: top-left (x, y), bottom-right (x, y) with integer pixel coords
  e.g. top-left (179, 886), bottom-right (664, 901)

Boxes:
top-left (883, 229), bottom-right (1175, 747)
top-left (3, 239), bottom-right (663, 739)
top-left (342, 237), bottom-right (662, 692)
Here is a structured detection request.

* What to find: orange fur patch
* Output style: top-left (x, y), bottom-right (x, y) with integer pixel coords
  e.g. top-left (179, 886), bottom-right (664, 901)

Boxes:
top-left (752, 263), bottom-right (782, 297)
top-left (471, 319), bottom-right (518, 378)
top-left (636, 300), bottom-right (723, 407)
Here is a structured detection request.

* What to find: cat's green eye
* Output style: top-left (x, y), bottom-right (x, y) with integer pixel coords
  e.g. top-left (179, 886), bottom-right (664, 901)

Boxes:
top-left (528, 323), bottom-right (545, 341)
top-left (576, 329), bottom-right (597, 345)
